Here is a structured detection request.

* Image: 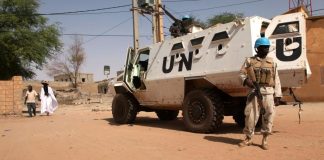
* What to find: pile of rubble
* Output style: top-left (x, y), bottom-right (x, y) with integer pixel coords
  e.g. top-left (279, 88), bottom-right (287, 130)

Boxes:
top-left (55, 88), bottom-right (103, 105)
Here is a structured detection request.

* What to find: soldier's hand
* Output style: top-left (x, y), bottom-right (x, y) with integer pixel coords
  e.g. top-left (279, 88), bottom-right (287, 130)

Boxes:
top-left (274, 97), bottom-right (281, 106)
top-left (244, 78), bottom-right (254, 88)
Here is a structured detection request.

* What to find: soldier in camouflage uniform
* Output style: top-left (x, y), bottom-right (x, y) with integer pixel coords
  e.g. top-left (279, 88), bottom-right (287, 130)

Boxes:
top-left (238, 37), bottom-right (282, 150)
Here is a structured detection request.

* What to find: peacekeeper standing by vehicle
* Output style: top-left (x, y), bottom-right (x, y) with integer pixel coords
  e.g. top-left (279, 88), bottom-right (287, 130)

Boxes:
top-left (238, 37), bottom-right (282, 150)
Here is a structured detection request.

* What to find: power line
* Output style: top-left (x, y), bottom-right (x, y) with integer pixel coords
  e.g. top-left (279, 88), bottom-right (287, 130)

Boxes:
top-left (313, 8), bottom-right (324, 12)
top-left (83, 17), bottom-right (133, 44)
top-left (62, 33), bottom-right (151, 37)
top-left (164, 0), bottom-right (202, 2)
top-left (50, 10), bottom-right (130, 16)
top-left (175, 0), bottom-right (264, 13)
top-left (37, 4), bottom-right (131, 15)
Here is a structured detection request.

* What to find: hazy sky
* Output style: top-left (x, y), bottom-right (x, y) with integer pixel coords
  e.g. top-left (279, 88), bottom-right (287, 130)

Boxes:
top-left (36, 0), bottom-right (324, 81)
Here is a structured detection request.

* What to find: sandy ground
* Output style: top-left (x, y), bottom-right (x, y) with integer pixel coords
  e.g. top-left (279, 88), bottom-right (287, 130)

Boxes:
top-left (1, 96), bottom-right (324, 160)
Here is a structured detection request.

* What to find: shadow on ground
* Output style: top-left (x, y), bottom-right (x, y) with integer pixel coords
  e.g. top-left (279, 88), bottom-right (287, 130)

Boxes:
top-left (204, 136), bottom-right (264, 148)
top-left (102, 116), bottom-right (244, 134)
top-left (204, 136), bottom-right (242, 145)
top-left (103, 117), bottom-right (186, 132)
top-left (22, 111), bottom-right (40, 114)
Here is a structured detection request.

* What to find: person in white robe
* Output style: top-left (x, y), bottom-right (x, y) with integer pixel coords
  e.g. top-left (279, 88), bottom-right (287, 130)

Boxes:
top-left (40, 80), bottom-right (58, 115)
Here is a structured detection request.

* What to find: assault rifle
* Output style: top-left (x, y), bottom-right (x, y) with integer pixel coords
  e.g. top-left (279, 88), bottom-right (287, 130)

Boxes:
top-left (246, 65), bottom-right (265, 115)
top-left (160, 5), bottom-right (192, 37)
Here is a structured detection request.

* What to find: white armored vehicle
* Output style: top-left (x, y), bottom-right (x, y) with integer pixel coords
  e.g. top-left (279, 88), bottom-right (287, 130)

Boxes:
top-left (111, 12), bottom-right (311, 133)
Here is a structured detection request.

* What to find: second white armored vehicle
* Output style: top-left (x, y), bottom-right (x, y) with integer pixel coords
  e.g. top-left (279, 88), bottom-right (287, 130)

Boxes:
top-left (111, 12), bottom-right (311, 133)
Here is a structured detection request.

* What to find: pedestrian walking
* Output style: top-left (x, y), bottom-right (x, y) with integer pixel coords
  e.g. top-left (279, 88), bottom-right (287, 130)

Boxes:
top-left (40, 80), bottom-right (58, 116)
top-left (24, 85), bottom-right (38, 117)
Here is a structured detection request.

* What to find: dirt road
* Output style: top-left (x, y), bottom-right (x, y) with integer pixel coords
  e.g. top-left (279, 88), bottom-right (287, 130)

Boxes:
top-left (1, 99), bottom-right (324, 160)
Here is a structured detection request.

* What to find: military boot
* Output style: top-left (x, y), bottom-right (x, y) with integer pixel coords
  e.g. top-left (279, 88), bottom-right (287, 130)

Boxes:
top-left (261, 134), bottom-right (269, 150)
top-left (239, 137), bottom-right (252, 147)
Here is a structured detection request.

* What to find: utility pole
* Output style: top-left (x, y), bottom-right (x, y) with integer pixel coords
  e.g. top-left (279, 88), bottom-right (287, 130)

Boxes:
top-left (132, 0), bottom-right (140, 54)
top-left (152, 0), bottom-right (164, 43)
top-left (289, 0), bottom-right (312, 16)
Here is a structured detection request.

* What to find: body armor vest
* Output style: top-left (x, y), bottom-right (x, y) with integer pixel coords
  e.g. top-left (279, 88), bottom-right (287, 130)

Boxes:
top-left (247, 57), bottom-right (275, 87)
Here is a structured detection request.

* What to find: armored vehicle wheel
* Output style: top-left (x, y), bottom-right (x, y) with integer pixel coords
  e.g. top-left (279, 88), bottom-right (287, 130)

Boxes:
top-left (112, 93), bottom-right (139, 124)
top-left (155, 110), bottom-right (179, 121)
top-left (182, 90), bottom-right (224, 133)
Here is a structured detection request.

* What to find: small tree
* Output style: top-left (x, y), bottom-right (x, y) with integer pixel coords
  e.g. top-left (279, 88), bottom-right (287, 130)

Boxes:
top-left (189, 15), bottom-right (207, 29)
top-left (0, 0), bottom-right (62, 80)
top-left (46, 35), bottom-right (86, 88)
top-left (207, 12), bottom-right (244, 27)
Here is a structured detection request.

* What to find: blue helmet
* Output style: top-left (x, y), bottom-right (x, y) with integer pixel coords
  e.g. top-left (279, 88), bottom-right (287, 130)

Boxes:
top-left (254, 37), bottom-right (270, 48)
top-left (182, 15), bottom-right (190, 21)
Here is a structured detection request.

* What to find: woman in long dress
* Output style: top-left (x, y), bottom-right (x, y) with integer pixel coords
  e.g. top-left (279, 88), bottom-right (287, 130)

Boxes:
top-left (40, 80), bottom-right (58, 115)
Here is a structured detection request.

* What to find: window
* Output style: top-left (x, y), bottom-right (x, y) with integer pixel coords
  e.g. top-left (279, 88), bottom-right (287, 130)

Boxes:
top-left (171, 42), bottom-right (184, 51)
top-left (190, 37), bottom-right (204, 47)
top-left (212, 31), bottom-right (229, 41)
top-left (272, 21), bottom-right (299, 35)
top-left (138, 50), bottom-right (149, 62)
top-left (137, 50), bottom-right (150, 71)
top-left (82, 78), bottom-right (86, 82)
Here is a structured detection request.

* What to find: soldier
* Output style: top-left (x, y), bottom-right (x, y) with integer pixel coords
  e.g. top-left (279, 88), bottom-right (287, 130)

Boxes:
top-left (238, 37), bottom-right (282, 150)
top-left (169, 15), bottom-right (193, 37)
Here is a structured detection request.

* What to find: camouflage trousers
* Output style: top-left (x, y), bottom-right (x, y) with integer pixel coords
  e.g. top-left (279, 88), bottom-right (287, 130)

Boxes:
top-left (243, 94), bottom-right (275, 139)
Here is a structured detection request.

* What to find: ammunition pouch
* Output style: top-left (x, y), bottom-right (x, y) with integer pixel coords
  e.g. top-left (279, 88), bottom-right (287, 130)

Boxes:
top-left (247, 57), bottom-right (275, 87)
top-left (254, 68), bottom-right (273, 86)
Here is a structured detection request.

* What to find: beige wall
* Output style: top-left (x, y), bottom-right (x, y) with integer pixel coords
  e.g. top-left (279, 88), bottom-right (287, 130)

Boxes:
top-left (24, 81), bottom-right (98, 94)
top-left (0, 76), bottom-right (23, 115)
top-left (78, 83), bottom-right (98, 93)
top-left (294, 16), bottom-right (324, 101)
top-left (54, 73), bottom-right (94, 83)
top-left (24, 81), bottom-right (72, 93)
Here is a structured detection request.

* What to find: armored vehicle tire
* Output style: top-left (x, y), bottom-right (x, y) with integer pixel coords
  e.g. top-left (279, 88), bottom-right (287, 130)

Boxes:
top-left (182, 90), bottom-right (224, 133)
top-left (155, 110), bottom-right (179, 121)
top-left (112, 93), bottom-right (139, 124)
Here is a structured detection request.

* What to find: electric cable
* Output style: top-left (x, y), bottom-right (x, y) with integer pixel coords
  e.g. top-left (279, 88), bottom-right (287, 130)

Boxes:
top-left (164, 0), bottom-right (202, 2)
top-left (83, 17), bottom-right (133, 44)
top-left (49, 10), bottom-right (130, 16)
top-left (175, 0), bottom-right (264, 13)
top-left (313, 8), bottom-right (324, 12)
top-left (62, 33), bottom-right (151, 37)
top-left (36, 4), bottom-right (131, 15)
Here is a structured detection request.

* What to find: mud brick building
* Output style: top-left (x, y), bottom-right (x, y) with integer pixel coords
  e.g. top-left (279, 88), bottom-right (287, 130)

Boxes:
top-left (54, 73), bottom-right (94, 83)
